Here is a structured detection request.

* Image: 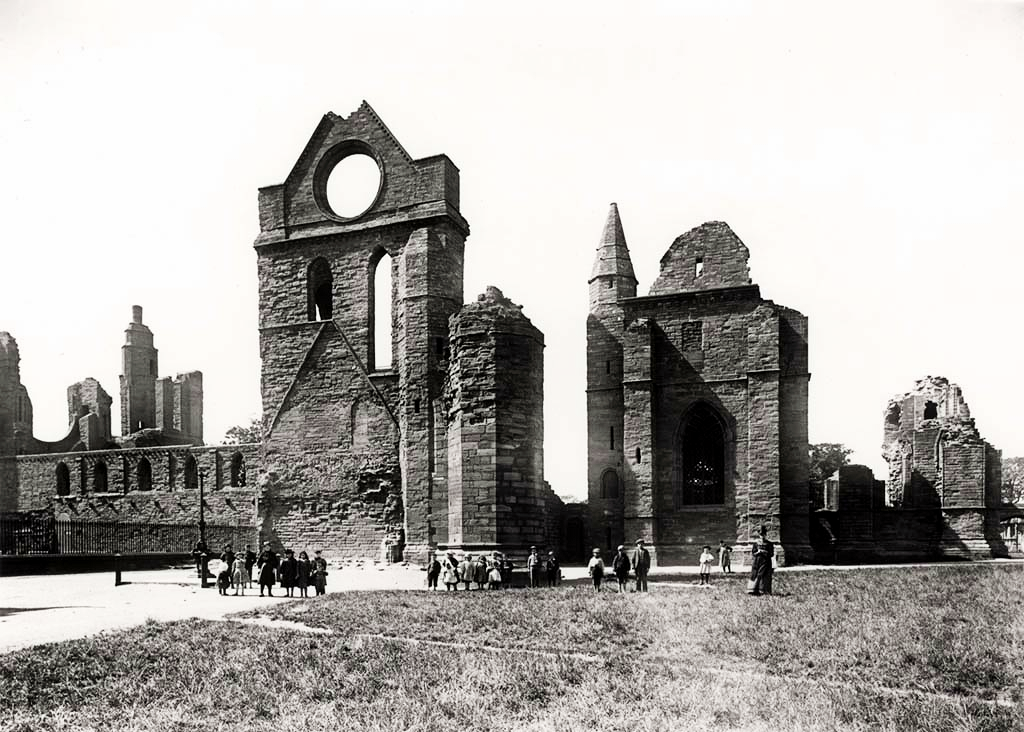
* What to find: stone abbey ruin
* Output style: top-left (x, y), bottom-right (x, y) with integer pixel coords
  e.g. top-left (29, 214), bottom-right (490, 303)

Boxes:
top-left (0, 102), bottom-right (1014, 564)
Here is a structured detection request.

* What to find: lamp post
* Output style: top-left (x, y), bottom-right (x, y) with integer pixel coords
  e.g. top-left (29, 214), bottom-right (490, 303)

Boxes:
top-left (198, 469), bottom-right (207, 547)
top-left (198, 468), bottom-right (209, 587)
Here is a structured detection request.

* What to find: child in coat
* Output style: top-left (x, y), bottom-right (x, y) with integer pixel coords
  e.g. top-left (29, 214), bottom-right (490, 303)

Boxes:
top-left (216, 558), bottom-right (231, 595)
top-left (587, 548), bottom-right (605, 592)
top-left (699, 545), bottom-right (715, 585)
top-left (231, 555), bottom-right (247, 596)
top-left (312, 550), bottom-right (329, 596)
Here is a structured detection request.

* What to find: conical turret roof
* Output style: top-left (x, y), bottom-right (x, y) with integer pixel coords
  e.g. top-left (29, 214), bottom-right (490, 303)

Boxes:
top-left (589, 203), bottom-right (637, 284)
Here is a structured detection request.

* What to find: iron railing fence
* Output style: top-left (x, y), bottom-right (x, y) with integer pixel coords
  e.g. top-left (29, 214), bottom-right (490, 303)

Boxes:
top-left (0, 516), bottom-right (257, 555)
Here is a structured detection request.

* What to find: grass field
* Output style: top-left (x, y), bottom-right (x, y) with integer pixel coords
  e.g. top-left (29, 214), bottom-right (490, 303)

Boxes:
top-left (2, 564), bottom-right (1021, 731)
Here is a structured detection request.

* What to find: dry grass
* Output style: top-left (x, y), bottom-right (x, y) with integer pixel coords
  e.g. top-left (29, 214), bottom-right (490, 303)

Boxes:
top-left (2, 564), bottom-right (1021, 731)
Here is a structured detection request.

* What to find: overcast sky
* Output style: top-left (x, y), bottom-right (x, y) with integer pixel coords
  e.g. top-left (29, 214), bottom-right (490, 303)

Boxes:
top-left (2, 1), bottom-right (1022, 500)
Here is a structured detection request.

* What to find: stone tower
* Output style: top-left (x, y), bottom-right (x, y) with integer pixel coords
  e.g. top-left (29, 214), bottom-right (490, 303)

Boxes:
top-left (120, 305), bottom-right (158, 435)
top-left (254, 102), bottom-right (468, 561)
top-left (587, 213), bottom-right (812, 565)
top-left (586, 204), bottom-right (637, 551)
top-left (446, 287), bottom-right (545, 556)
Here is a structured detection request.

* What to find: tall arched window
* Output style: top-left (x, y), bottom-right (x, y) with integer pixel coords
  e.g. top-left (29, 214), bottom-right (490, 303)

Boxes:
top-left (94, 461), bottom-right (108, 493)
top-left (600, 469), bottom-right (620, 500)
top-left (230, 452), bottom-right (246, 487)
top-left (679, 404), bottom-right (725, 506)
top-left (371, 251), bottom-right (393, 370)
top-left (137, 458), bottom-right (153, 491)
top-left (923, 401), bottom-right (938, 420)
top-left (307, 258), bottom-right (333, 321)
top-left (184, 454), bottom-right (199, 491)
top-left (56, 462), bottom-right (70, 496)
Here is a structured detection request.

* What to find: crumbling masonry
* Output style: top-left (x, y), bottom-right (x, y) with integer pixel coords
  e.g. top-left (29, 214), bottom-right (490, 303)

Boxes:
top-left (0, 103), bottom-right (1010, 564)
top-left (586, 208), bottom-right (811, 565)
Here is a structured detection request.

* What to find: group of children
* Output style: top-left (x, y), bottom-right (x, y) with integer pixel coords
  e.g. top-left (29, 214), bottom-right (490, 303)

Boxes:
top-left (427, 551), bottom-right (516, 590)
top-left (586, 539), bottom-right (652, 592)
top-left (212, 543), bottom-right (329, 598)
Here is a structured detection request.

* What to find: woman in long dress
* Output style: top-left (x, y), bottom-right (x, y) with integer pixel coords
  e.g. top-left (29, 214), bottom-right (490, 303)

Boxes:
top-left (748, 526), bottom-right (774, 596)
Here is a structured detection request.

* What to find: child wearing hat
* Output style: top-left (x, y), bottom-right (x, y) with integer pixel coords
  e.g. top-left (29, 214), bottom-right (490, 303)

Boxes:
top-left (612, 544), bottom-right (631, 593)
top-left (699, 545), bottom-right (715, 586)
top-left (587, 548), bottom-right (605, 592)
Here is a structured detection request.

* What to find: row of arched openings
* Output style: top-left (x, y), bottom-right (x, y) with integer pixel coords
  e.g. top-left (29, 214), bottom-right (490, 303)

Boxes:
top-left (306, 253), bottom-right (394, 370)
top-left (54, 453), bottom-right (246, 495)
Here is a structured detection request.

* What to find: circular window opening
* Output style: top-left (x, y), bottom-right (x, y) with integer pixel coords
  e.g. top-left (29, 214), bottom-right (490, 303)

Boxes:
top-left (325, 153), bottom-right (381, 219)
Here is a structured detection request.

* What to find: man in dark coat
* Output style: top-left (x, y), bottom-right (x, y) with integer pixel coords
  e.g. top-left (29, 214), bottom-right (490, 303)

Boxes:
top-left (632, 539), bottom-right (651, 592)
top-left (545, 552), bottom-right (560, 587)
top-left (256, 543), bottom-right (279, 597)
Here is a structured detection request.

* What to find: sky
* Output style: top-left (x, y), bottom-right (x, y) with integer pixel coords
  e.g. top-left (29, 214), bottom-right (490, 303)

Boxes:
top-left (1, 1), bottom-right (1022, 501)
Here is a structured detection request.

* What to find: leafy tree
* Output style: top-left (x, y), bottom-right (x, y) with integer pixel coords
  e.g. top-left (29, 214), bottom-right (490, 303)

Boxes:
top-left (222, 417), bottom-right (262, 445)
top-left (809, 443), bottom-right (853, 482)
top-left (1002, 457), bottom-right (1024, 505)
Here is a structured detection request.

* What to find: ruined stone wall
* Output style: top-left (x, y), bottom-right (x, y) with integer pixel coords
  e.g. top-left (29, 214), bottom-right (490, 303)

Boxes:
top-left (619, 288), bottom-right (810, 564)
top-left (255, 103), bottom-right (470, 561)
top-left (877, 376), bottom-right (1004, 557)
top-left (649, 222), bottom-right (752, 296)
top-left (67, 379), bottom-right (112, 447)
top-left (587, 217), bottom-right (810, 565)
top-left (6, 444), bottom-right (259, 530)
top-left (445, 288), bottom-right (546, 555)
top-left (0, 333), bottom-right (22, 463)
top-left (777, 306), bottom-right (811, 560)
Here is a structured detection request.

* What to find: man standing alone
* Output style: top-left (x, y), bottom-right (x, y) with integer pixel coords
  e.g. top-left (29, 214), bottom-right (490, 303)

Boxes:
top-left (527, 546), bottom-right (542, 588)
top-left (632, 539), bottom-right (651, 592)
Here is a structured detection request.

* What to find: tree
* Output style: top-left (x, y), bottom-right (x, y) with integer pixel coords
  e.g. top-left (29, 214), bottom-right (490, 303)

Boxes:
top-left (222, 417), bottom-right (262, 445)
top-left (809, 443), bottom-right (853, 483)
top-left (1002, 457), bottom-right (1024, 505)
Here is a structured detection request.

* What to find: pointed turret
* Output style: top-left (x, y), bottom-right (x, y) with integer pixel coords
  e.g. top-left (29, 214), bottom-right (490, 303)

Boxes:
top-left (589, 203), bottom-right (638, 308)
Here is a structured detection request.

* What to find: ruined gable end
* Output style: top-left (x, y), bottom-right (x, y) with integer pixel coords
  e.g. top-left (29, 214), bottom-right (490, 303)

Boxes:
top-left (649, 221), bottom-right (752, 295)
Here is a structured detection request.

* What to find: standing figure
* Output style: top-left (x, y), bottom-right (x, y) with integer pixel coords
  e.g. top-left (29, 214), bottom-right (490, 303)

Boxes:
top-left (500, 554), bottom-right (514, 588)
top-left (459, 554), bottom-right (474, 591)
top-left (243, 544), bottom-right (257, 588)
top-left (718, 541), bottom-right (732, 575)
top-left (699, 546), bottom-right (714, 586)
top-left (215, 557), bottom-right (231, 595)
top-left (256, 543), bottom-right (278, 597)
top-left (296, 551), bottom-right (312, 598)
top-left (527, 547), bottom-right (543, 589)
top-left (426, 553), bottom-right (442, 590)
top-left (221, 545), bottom-right (236, 589)
top-left (545, 552), bottom-right (560, 587)
top-left (474, 557), bottom-right (488, 590)
top-left (632, 539), bottom-right (651, 592)
top-left (191, 539), bottom-right (209, 580)
top-left (748, 526), bottom-right (775, 596)
top-left (231, 554), bottom-right (248, 596)
top-left (442, 551), bottom-right (460, 591)
top-left (278, 549), bottom-right (297, 597)
top-left (612, 545), bottom-right (631, 593)
top-left (311, 550), bottom-right (329, 595)
top-left (487, 561), bottom-right (502, 590)
top-left (587, 548), bottom-right (605, 592)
